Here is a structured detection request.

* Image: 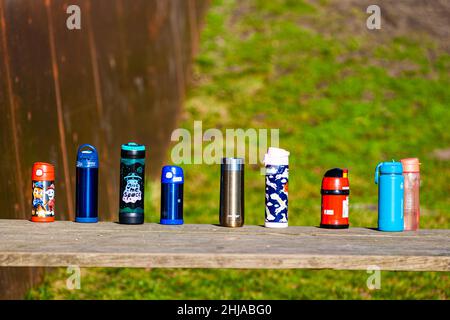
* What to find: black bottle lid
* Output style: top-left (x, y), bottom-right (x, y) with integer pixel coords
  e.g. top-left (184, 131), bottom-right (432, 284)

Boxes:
top-left (121, 142), bottom-right (146, 159)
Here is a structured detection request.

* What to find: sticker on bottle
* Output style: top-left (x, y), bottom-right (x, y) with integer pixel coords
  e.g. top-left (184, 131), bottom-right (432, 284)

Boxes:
top-left (342, 196), bottom-right (349, 218)
top-left (32, 180), bottom-right (55, 218)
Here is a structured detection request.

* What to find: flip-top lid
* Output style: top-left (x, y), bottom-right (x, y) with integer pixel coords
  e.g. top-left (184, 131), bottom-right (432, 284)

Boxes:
top-left (32, 162), bottom-right (55, 180)
top-left (76, 144), bottom-right (98, 168)
top-left (161, 165), bottom-right (184, 184)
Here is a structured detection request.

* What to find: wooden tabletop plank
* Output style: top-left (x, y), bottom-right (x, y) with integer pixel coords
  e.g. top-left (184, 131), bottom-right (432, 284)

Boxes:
top-left (0, 220), bottom-right (448, 271)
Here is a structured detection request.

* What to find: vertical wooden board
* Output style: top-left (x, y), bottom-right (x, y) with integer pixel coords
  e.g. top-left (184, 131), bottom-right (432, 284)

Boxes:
top-left (0, 267), bottom-right (44, 299)
top-left (0, 0), bottom-right (25, 219)
top-left (87, 0), bottom-right (137, 148)
top-left (102, 0), bottom-right (156, 145)
top-left (89, 0), bottom-right (181, 177)
top-left (0, 0), bottom-right (209, 299)
top-left (175, 0), bottom-right (193, 87)
top-left (142, 0), bottom-right (178, 174)
top-left (187, 0), bottom-right (199, 58)
top-left (48, 0), bottom-right (114, 220)
top-left (115, 0), bottom-right (165, 166)
top-left (0, 0), bottom-right (47, 300)
top-left (85, 0), bottom-right (143, 216)
top-left (0, 0), bottom-right (209, 220)
top-left (143, 0), bottom-right (174, 173)
top-left (2, 0), bottom-right (72, 220)
top-left (144, 0), bottom-right (186, 172)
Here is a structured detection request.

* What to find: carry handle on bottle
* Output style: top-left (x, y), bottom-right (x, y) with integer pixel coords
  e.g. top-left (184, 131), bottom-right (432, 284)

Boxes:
top-left (374, 162), bottom-right (382, 185)
top-left (77, 144), bottom-right (97, 157)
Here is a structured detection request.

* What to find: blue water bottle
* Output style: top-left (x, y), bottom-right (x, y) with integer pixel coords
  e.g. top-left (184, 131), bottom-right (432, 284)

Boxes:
top-left (160, 166), bottom-right (184, 225)
top-left (75, 144), bottom-right (99, 223)
top-left (375, 161), bottom-right (404, 232)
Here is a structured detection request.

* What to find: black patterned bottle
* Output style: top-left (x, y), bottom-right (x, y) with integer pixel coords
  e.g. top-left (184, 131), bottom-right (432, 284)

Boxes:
top-left (119, 142), bottom-right (146, 224)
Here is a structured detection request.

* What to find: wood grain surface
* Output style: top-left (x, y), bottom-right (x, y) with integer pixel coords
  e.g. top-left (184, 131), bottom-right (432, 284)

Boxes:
top-left (0, 220), bottom-right (448, 271)
top-left (0, 0), bottom-right (208, 298)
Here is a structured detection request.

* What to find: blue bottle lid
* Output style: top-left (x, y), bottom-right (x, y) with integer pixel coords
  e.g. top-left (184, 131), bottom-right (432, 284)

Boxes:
top-left (161, 165), bottom-right (184, 184)
top-left (379, 161), bottom-right (403, 174)
top-left (76, 144), bottom-right (98, 168)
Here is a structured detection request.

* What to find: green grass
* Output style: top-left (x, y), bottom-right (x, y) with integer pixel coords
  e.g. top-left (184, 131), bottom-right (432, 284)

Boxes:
top-left (26, 268), bottom-right (449, 300)
top-left (27, 0), bottom-right (450, 299)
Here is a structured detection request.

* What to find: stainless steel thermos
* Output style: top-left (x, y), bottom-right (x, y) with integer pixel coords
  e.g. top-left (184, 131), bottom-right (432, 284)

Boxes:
top-left (119, 142), bottom-right (146, 224)
top-left (75, 144), bottom-right (99, 223)
top-left (160, 165), bottom-right (184, 225)
top-left (219, 157), bottom-right (244, 227)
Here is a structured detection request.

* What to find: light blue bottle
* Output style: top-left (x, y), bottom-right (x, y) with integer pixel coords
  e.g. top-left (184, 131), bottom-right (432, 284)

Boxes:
top-left (375, 161), bottom-right (404, 232)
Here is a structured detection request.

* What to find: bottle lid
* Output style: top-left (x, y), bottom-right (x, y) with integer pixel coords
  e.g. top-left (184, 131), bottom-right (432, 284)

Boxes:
top-left (321, 168), bottom-right (350, 191)
top-left (400, 158), bottom-right (420, 173)
top-left (264, 147), bottom-right (290, 166)
top-left (121, 142), bottom-right (146, 151)
top-left (324, 168), bottom-right (345, 178)
top-left (121, 142), bottom-right (146, 158)
top-left (76, 144), bottom-right (98, 168)
top-left (161, 165), bottom-right (184, 184)
top-left (379, 161), bottom-right (403, 174)
top-left (32, 162), bottom-right (55, 181)
top-left (221, 157), bottom-right (244, 165)
top-left (221, 157), bottom-right (244, 171)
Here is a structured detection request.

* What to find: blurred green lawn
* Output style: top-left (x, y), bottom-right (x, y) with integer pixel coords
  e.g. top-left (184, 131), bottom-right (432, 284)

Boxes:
top-left (28, 0), bottom-right (450, 299)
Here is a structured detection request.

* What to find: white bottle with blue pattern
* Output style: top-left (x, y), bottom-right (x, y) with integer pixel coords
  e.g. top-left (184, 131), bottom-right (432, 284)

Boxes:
top-left (264, 147), bottom-right (290, 228)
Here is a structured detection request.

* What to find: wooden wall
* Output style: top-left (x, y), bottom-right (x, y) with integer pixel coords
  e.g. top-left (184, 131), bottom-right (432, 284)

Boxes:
top-left (0, 0), bottom-right (208, 299)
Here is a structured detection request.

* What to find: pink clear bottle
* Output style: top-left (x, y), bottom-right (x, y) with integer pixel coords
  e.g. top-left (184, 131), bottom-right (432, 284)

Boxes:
top-left (401, 158), bottom-right (420, 231)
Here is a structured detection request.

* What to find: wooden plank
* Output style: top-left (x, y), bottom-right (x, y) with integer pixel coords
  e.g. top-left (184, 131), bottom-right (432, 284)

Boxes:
top-left (0, 220), bottom-right (448, 271)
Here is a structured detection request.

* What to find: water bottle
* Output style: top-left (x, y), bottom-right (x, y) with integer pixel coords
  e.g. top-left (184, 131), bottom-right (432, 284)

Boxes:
top-left (401, 158), bottom-right (420, 231)
top-left (119, 142), bottom-right (146, 224)
top-left (320, 168), bottom-right (349, 229)
top-left (375, 161), bottom-right (404, 232)
top-left (264, 147), bottom-right (289, 228)
top-left (31, 162), bottom-right (55, 222)
top-left (219, 157), bottom-right (244, 227)
top-left (160, 165), bottom-right (184, 225)
top-left (75, 144), bottom-right (99, 223)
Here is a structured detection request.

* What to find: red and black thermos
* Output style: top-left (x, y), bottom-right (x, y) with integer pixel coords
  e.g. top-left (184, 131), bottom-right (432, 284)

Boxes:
top-left (320, 168), bottom-right (349, 229)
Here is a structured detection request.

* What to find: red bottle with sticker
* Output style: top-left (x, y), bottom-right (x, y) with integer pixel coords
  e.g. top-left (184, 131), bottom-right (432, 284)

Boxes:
top-left (320, 168), bottom-right (349, 229)
top-left (31, 162), bottom-right (55, 222)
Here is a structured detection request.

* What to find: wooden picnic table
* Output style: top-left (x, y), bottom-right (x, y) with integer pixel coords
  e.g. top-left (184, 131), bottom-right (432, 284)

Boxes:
top-left (0, 219), bottom-right (448, 271)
